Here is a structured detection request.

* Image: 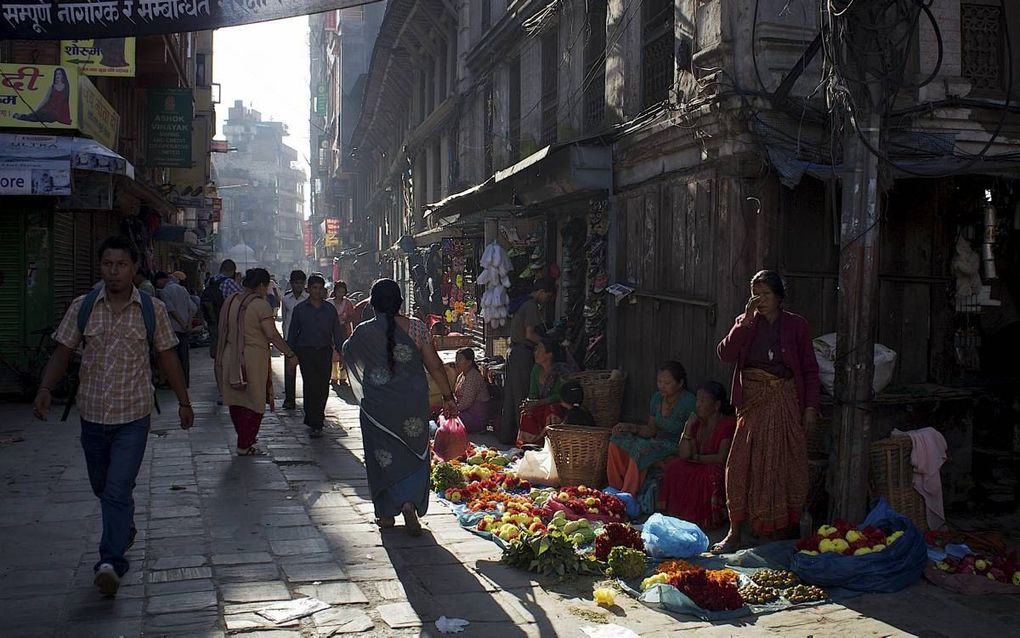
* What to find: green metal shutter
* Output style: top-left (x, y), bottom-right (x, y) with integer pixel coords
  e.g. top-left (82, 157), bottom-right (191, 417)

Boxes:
top-left (0, 211), bottom-right (26, 393)
top-left (74, 214), bottom-right (94, 297)
top-left (52, 212), bottom-right (75, 322)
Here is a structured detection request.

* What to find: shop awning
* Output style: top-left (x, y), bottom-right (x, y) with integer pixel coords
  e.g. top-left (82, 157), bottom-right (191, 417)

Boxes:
top-left (424, 142), bottom-right (611, 221)
top-left (0, 133), bottom-right (133, 177)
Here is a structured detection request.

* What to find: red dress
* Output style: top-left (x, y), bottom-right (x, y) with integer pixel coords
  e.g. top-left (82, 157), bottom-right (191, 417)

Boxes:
top-left (658, 415), bottom-right (737, 530)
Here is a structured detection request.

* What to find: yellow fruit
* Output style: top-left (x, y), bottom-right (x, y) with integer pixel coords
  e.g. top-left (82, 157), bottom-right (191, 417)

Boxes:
top-left (831, 539), bottom-right (850, 553)
top-left (871, 544), bottom-right (886, 552)
top-left (845, 530), bottom-right (863, 543)
top-left (818, 525), bottom-right (838, 537)
top-left (641, 573), bottom-right (671, 591)
top-left (886, 531), bottom-right (904, 545)
top-left (593, 587), bottom-right (615, 607)
top-left (936, 561), bottom-right (951, 571)
top-left (819, 539), bottom-right (837, 553)
top-left (1012, 571), bottom-right (1020, 586)
top-left (572, 532), bottom-right (586, 545)
top-left (449, 491), bottom-right (462, 503)
top-left (975, 559), bottom-right (988, 571)
top-left (564, 521), bottom-right (581, 534)
top-left (577, 518), bottom-right (590, 528)
top-left (854, 548), bottom-right (872, 556)
top-left (799, 550), bottom-right (819, 556)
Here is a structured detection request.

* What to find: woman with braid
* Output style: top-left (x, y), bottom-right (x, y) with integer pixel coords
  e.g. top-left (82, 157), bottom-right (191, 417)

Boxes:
top-left (343, 279), bottom-right (457, 535)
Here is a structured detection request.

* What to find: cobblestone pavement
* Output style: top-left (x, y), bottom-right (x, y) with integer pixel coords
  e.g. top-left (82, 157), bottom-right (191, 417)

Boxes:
top-left (1, 353), bottom-right (1019, 637)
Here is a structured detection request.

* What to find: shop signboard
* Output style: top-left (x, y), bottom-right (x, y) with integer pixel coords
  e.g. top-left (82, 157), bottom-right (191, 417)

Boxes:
top-left (0, 159), bottom-right (71, 195)
top-left (325, 218), bottom-right (341, 234)
top-left (302, 221), bottom-right (314, 257)
top-left (0, 63), bottom-right (79, 130)
top-left (3, 1), bottom-right (384, 39)
top-left (211, 196), bottom-right (222, 222)
top-left (60, 38), bottom-right (136, 77)
top-left (78, 76), bottom-right (119, 150)
top-left (146, 87), bottom-right (192, 168)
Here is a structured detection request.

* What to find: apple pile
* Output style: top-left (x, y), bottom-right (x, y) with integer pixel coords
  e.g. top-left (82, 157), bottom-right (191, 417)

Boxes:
top-left (933, 553), bottom-right (1020, 585)
top-left (796, 520), bottom-right (905, 556)
top-left (547, 485), bottom-right (626, 521)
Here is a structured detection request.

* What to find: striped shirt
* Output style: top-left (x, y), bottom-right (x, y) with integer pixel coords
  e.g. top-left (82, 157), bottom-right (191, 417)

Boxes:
top-left (54, 287), bottom-right (178, 425)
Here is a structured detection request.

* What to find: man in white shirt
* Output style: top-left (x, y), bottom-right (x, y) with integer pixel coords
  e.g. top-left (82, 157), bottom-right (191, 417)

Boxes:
top-left (154, 272), bottom-right (198, 387)
top-left (281, 270), bottom-right (309, 410)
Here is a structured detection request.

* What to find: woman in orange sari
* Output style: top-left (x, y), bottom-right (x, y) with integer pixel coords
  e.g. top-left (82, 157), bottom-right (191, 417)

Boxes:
top-left (713, 270), bottom-right (819, 552)
top-left (658, 382), bottom-right (737, 529)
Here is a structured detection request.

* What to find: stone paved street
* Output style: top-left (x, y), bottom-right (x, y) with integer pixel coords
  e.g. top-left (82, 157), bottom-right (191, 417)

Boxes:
top-left (2, 353), bottom-right (1019, 637)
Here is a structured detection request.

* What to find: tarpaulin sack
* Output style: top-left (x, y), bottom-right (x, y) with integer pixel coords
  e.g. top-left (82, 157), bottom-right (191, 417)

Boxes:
top-left (433, 415), bottom-right (469, 462)
top-left (641, 514), bottom-right (710, 558)
top-left (516, 439), bottom-right (560, 486)
top-left (790, 498), bottom-right (927, 592)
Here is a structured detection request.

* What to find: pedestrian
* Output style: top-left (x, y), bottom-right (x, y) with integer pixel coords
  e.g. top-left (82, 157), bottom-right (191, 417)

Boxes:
top-left (201, 259), bottom-right (243, 359)
top-left (31, 235), bottom-right (193, 598)
top-left (216, 268), bottom-right (298, 456)
top-left (267, 275), bottom-right (283, 318)
top-left (280, 269), bottom-right (309, 410)
top-left (342, 279), bottom-right (457, 535)
top-left (328, 281), bottom-right (355, 385)
top-left (288, 274), bottom-right (346, 438)
top-left (133, 270), bottom-right (156, 297)
top-left (154, 271), bottom-right (197, 387)
top-left (500, 278), bottom-right (557, 445)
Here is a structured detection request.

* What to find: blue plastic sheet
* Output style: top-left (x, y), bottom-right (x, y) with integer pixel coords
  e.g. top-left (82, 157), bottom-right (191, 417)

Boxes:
top-left (790, 498), bottom-right (927, 593)
top-left (640, 514), bottom-right (709, 558)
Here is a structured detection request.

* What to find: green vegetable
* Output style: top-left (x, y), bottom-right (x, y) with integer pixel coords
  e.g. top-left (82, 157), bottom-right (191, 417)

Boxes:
top-left (430, 462), bottom-right (465, 492)
top-left (607, 546), bottom-right (647, 581)
top-left (501, 530), bottom-right (600, 581)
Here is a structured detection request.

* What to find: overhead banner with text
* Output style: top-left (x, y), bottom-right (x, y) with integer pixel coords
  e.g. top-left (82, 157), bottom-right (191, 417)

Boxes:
top-left (61, 38), bottom-right (136, 77)
top-left (1, 0), bottom-right (384, 40)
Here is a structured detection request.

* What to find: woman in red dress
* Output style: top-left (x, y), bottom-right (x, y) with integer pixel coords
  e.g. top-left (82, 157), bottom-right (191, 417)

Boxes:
top-left (15, 67), bottom-right (72, 125)
top-left (658, 381), bottom-right (737, 530)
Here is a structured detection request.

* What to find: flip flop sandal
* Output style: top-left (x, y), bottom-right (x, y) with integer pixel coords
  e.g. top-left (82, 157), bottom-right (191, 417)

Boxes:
top-left (236, 446), bottom-right (267, 456)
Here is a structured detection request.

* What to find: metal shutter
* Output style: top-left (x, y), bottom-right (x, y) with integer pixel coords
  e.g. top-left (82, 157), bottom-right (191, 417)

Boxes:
top-left (74, 214), bottom-right (94, 297)
top-left (52, 212), bottom-right (75, 322)
top-left (0, 211), bottom-right (26, 393)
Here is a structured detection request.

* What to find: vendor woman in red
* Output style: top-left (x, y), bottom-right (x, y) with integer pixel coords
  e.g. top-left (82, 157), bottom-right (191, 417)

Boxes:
top-left (658, 381), bottom-right (737, 530)
top-left (714, 270), bottom-right (819, 552)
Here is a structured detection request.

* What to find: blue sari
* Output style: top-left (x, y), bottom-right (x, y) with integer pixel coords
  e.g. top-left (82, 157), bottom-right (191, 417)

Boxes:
top-left (343, 317), bottom-right (431, 518)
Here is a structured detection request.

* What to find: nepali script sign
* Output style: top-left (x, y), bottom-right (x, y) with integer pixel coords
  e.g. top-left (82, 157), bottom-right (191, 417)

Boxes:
top-left (1, 1), bottom-right (384, 40)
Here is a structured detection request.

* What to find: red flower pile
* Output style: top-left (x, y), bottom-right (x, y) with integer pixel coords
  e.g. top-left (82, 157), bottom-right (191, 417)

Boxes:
top-left (549, 485), bottom-right (626, 521)
top-left (934, 553), bottom-right (1020, 585)
top-left (667, 568), bottom-right (744, 611)
top-left (594, 522), bottom-right (644, 561)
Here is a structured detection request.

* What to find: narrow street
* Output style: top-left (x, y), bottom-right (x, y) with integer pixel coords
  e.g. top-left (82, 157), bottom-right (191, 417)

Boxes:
top-left (0, 352), bottom-right (1017, 637)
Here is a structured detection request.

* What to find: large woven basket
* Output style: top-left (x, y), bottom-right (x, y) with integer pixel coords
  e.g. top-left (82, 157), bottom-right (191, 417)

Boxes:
top-left (567, 370), bottom-right (626, 429)
top-left (547, 424), bottom-right (613, 488)
top-left (869, 436), bottom-right (928, 532)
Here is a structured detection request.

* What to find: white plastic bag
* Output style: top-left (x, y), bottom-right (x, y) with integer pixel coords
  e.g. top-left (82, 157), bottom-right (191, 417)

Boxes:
top-left (515, 439), bottom-right (560, 486)
top-left (814, 333), bottom-right (897, 395)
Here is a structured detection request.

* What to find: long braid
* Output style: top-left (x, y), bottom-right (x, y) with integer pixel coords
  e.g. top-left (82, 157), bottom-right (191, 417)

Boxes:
top-left (370, 279), bottom-right (404, 374)
top-left (385, 311), bottom-right (397, 372)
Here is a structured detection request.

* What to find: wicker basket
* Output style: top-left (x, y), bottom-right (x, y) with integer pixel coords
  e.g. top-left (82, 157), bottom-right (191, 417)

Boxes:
top-left (547, 424), bottom-right (613, 488)
top-left (869, 436), bottom-right (928, 532)
top-left (566, 370), bottom-right (626, 429)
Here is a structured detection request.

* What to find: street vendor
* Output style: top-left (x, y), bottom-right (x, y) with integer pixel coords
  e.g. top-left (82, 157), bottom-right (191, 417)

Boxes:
top-left (606, 361), bottom-right (696, 494)
top-left (516, 337), bottom-right (571, 446)
top-left (454, 348), bottom-right (491, 433)
top-left (713, 269), bottom-right (819, 553)
top-left (499, 278), bottom-right (557, 444)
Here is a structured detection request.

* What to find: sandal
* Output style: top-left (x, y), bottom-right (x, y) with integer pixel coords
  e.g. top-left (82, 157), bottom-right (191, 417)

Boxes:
top-left (401, 503), bottom-right (422, 537)
top-left (236, 446), bottom-right (267, 456)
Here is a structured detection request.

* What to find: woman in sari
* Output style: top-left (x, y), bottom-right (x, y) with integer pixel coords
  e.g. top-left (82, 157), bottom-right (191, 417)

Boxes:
top-left (217, 268), bottom-right (298, 456)
top-left (454, 348), bottom-right (491, 433)
top-left (606, 361), bottom-right (696, 494)
top-left (714, 270), bottom-right (819, 552)
top-left (516, 337), bottom-right (570, 447)
top-left (658, 382), bottom-right (737, 529)
top-left (329, 281), bottom-right (355, 385)
top-left (343, 279), bottom-right (457, 535)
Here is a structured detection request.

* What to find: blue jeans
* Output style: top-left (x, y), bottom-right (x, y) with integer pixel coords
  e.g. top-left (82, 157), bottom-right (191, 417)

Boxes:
top-left (80, 416), bottom-right (150, 577)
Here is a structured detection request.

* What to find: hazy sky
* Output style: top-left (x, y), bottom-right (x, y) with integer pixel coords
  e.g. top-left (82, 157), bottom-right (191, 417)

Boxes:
top-left (213, 16), bottom-right (311, 210)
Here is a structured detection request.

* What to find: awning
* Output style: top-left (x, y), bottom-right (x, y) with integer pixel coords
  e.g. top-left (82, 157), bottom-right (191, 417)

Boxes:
top-left (0, 133), bottom-right (133, 177)
top-left (424, 142), bottom-right (612, 220)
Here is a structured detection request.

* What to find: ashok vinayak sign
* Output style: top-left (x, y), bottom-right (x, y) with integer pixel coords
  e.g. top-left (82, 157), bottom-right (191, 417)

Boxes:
top-left (147, 87), bottom-right (191, 168)
top-left (1, 1), bottom-right (383, 40)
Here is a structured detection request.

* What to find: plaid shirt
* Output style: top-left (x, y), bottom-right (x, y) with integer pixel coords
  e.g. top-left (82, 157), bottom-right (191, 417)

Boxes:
top-left (214, 274), bottom-right (243, 298)
top-left (54, 287), bottom-right (178, 425)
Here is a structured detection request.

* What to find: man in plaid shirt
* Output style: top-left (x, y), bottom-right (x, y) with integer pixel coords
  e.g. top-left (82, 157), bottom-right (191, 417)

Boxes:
top-left (33, 236), bottom-right (194, 598)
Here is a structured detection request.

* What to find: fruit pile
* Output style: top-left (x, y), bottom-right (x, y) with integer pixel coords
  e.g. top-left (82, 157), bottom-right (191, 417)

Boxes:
top-left (751, 569), bottom-right (799, 589)
top-left (796, 520), bottom-right (905, 556)
top-left (785, 584), bottom-right (827, 603)
top-left (547, 510), bottom-right (597, 545)
top-left (547, 485), bottom-right (626, 521)
top-left (933, 553), bottom-right (1020, 585)
top-left (738, 583), bottom-right (779, 605)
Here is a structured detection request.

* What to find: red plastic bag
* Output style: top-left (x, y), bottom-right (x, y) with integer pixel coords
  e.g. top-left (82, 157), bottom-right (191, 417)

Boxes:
top-left (433, 415), bottom-right (469, 462)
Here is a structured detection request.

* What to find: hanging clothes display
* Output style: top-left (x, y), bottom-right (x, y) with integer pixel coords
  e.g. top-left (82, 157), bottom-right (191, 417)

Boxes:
top-left (478, 241), bottom-right (512, 328)
top-left (583, 199), bottom-right (610, 369)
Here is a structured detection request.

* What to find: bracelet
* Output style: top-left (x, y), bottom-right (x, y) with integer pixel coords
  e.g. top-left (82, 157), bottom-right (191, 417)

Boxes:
top-left (179, 403), bottom-right (192, 408)
top-left (38, 387), bottom-right (52, 393)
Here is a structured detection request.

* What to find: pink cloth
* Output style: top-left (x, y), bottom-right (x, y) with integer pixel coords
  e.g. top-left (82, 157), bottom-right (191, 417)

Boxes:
top-left (893, 427), bottom-right (947, 530)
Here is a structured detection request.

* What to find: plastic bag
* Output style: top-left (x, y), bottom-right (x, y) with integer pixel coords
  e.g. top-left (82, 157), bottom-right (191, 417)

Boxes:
top-left (814, 333), bottom-right (897, 395)
top-left (790, 498), bottom-right (927, 592)
top-left (433, 416), bottom-right (469, 462)
top-left (602, 487), bottom-right (641, 519)
top-left (641, 514), bottom-right (710, 558)
top-left (515, 438), bottom-right (559, 486)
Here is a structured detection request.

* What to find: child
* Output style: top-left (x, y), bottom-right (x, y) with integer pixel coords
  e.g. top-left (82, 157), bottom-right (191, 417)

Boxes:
top-left (559, 380), bottom-right (595, 427)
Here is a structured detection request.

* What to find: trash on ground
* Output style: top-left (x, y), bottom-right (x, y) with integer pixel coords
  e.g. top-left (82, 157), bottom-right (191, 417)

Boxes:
top-left (255, 597), bottom-right (330, 624)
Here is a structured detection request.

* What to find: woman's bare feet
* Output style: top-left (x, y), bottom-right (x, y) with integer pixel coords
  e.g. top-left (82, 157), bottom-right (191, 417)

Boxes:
top-left (375, 516), bottom-right (395, 529)
top-left (710, 527), bottom-right (741, 554)
top-left (401, 502), bottom-right (422, 537)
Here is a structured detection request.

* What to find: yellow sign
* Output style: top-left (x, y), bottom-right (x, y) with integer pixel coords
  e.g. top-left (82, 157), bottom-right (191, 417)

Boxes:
top-left (0, 64), bottom-right (79, 130)
top-left (324, 233), bottom-right (340, 249)
top-left (78, 77), bottom-right (120, 150)
top-left (60, 39), bottom-right (136, 77)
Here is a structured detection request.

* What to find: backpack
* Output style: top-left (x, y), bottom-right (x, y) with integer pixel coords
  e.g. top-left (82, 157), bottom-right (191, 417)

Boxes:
top-left (200, 275), bottom-right (226, 324)
top-left (77, 287), bottom-right (156, 357)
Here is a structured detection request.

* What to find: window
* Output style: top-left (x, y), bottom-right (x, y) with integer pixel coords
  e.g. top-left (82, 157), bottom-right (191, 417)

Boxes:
top-left (584, 1), bottom-right (608, 129)
top-left (509, 57), bottom-right (521, 162)
top-left (961, 3), bottom-right (1005, 92)
top-left (541, 27), bottom-right (559, 146)
top-left (642, 0), bottom-right (674, 108)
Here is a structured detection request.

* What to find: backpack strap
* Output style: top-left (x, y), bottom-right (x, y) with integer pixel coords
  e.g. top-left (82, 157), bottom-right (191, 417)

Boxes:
top-left (138, 290), bottom-right (156, 352)
top-left (76, 288), bottom-right (103, 338)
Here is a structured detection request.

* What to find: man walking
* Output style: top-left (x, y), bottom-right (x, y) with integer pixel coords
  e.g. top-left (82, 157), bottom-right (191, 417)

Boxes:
top-left (154, 271), bottom-right (197, 386)
top-left (287, 274), bottom-right (344, 438)
top-left (201, 259), bottom-right (243, 358)
top-left (33, 235), bottom-right (193, 598)
top-left (280, 270), bottom-right (309, 410)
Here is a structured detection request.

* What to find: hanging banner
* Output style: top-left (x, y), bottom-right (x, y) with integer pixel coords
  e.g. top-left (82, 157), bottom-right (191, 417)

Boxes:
top-left (302, 220), bottom-right (314, 257)
top-left (78, 75), bottom-right (120, 149)
top-left (0, 63), bottom-right (79, 129)
top-left (60, 38), bottom-right (136, 77)
top-left (1, 0), bottom-right (384, 40)
top-left (146, 87), bottom-right (192, 168)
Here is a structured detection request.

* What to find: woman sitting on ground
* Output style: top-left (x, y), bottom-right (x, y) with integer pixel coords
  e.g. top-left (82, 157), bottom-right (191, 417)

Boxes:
top-left (516, 337), bottom-right (570, 446)
top-left (657, 381), bottom-right (737, 529)
top-left (454, 348), bottom-right (491, 433)
top-left (606, 361), bottom-right (696, 494)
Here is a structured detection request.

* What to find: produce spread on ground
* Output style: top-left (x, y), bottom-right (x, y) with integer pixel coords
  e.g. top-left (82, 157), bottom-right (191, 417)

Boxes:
top-left (431, 445), bottom-right (1020, 620)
